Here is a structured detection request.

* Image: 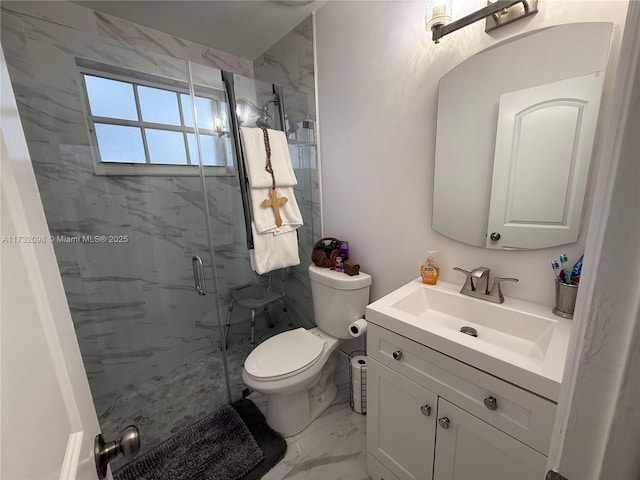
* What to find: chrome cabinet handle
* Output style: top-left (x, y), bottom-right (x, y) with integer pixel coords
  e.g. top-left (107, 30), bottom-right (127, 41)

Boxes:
top-left (95, 425), bottom-right (140, 480)
top-left (392, 350), bottom-right (403, 360)
top-left (490, 232), bottom-right (501, 241)
top-left (484, 396), bottom-right (498, 410)
top-left (438, 417), bottom-right (450, 429)
top-left (421, 404), bottom-right (432, 416)
top-left (192, 254), bottom-right (206, 295)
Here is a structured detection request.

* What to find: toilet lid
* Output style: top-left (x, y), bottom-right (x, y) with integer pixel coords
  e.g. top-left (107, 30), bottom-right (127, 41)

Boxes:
top-left (244, 328), bottom-right (324, 380)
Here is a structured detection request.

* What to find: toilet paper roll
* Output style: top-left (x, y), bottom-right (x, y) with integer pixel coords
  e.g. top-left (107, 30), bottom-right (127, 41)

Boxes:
top-left (353, 387), bottom-right (366, 414)
top-left (352, 377), bottom-right (366, 411)
top-left (349, 318), bottom-right (367, 337)
top-left (350, 355), bottom-right (367, 413)
top-left (350, 355), bottom-right (367, 373)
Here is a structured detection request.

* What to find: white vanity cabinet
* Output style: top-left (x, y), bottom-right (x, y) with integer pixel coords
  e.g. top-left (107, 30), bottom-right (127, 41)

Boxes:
top-left (367, 358), bottom-right (437, 480)
top-left (433, 398), bottom-right (547, 480)
top-left (366, 322), bottom-right (556, 480)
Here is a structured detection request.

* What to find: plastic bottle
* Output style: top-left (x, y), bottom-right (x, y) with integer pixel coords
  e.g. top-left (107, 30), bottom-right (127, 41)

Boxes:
top-left (339, 241), bottom-right (349, 260)
top-left (420, 251), bottom-right (440, 285)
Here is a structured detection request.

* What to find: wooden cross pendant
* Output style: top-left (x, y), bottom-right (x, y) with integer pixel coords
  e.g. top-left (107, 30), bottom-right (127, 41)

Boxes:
top-left (261, 187), bottom-right (288, 227)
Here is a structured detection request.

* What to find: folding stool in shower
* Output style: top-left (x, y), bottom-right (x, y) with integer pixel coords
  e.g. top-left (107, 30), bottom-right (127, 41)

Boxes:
top-left (223, 268), bottom-right (291, 349)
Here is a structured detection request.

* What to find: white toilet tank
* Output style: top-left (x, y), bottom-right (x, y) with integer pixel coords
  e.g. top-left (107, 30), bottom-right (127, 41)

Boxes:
top-left (308, 264), bottom-right (372, 339)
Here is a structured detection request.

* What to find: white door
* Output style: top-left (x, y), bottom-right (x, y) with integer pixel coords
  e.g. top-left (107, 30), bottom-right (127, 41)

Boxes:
top-left (433, 398), bottom-right (547, 480)
top-left (486, 72), bottom-right (605, 249)
top-left (366, 358), bottom-right (438, 480)
top-left (1, 48), bottom-right (106, 480)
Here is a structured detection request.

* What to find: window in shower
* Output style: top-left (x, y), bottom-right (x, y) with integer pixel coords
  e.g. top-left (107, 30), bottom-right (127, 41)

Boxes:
top-left (80, 67), bottom-right (233, 175)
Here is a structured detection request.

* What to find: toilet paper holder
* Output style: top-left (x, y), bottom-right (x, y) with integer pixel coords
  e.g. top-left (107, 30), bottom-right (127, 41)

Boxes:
top-left (348, 350), bottom-right (367, 414)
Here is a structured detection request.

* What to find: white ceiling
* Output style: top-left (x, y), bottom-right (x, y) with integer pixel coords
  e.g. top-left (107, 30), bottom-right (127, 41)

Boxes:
top-left (72, 1), bottom-right (323, 60)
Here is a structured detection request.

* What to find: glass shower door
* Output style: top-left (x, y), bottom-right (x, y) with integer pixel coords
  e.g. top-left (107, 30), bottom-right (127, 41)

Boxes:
top-left (0, 17), bottom-right (233, 469)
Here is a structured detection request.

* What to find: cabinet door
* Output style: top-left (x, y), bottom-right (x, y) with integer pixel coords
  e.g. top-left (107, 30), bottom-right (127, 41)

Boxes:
top-left (486, 72), bottom-right (605, 249)
top-left (433, 398), bottom-right (547, 480)
top-left (367, 358), bottom-right (438, 480)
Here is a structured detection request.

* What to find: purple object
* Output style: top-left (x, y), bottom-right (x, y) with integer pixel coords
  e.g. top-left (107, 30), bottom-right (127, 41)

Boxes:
top-left (340, 241), bottom-right (349, 260)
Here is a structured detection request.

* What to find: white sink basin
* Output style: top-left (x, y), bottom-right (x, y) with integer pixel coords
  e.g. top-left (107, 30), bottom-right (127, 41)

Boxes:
top-left (391, 284), bottom-right (556, 361)
top-left (366, 279), bottom-right (572, 401)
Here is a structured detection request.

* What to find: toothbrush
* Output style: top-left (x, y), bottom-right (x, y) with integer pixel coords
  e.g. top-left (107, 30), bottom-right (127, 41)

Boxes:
top-left (559, 253), bottom-right (570, 284)
top-left (551, 260), bottom-right (561, 280)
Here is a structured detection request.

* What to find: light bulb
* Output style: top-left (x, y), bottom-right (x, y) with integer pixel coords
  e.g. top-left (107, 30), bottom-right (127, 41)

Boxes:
top-left (425, 0), bottom-right (453, 31)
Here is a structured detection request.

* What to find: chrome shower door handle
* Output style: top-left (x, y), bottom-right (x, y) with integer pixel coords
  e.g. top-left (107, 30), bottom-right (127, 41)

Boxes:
top-left (192, 254), bottom-right (207, 295)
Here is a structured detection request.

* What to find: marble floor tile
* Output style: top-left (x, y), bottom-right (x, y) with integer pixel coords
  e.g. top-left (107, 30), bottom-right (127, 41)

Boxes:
top-left (278, 412), bottom-right (368, 480)
top-left (253, 384), bottom-right (368, 480)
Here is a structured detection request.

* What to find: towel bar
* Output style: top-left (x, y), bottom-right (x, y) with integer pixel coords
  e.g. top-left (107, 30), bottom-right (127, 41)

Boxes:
top-left (221, 70), bottom-right (288, 251)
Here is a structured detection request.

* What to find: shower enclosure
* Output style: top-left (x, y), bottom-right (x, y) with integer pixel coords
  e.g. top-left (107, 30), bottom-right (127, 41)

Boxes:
top-left (1, 2), bottom-right (318, 470)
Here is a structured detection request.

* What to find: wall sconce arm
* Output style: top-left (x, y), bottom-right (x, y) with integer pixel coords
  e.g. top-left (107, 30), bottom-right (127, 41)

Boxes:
top-left (431, 0), bottom-right (537, 43)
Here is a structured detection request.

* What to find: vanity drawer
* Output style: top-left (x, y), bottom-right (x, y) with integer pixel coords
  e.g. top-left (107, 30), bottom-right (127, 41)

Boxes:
top-left (367, 323), bottom-right (557, 454)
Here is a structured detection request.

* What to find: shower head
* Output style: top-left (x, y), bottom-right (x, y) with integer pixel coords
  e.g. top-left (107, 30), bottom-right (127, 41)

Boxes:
top-left (237, 97), bottom-right (277, 129)
top-left (256, 99), bottom-right (277, 129)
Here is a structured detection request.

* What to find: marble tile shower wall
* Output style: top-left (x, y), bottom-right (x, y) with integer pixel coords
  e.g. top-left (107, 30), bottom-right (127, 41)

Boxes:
top-left (254, 17), bottom-right (316, 115)
top-left (0, 1), bottom-right (310, 408)
top-left (254, 16), bottom-right (320, 328)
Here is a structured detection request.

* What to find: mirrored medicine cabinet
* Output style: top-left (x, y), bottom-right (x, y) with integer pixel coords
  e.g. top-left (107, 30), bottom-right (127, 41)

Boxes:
top-left (432, 22), bottom-right (614, 250)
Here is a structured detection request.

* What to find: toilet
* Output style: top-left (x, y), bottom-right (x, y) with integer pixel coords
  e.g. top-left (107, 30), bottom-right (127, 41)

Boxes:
top-left (242, 264), bottom-right (372, 437)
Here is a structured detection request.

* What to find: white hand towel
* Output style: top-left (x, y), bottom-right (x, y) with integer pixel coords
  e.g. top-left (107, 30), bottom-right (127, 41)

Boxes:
top-left (250, 186), bottom-right (303, 235)
top-left (249, 223), bottom-right (300, 275)
top-left (240, 127), bottom-right (297, 187)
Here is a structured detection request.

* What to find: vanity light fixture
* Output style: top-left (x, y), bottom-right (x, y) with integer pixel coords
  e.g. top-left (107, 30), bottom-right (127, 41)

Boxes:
top-left (425, 0), bottom-right (538, 43)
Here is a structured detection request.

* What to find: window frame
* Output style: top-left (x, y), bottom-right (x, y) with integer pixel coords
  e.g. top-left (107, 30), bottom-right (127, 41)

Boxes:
top-left (76, 59), bottom-right (234, 177)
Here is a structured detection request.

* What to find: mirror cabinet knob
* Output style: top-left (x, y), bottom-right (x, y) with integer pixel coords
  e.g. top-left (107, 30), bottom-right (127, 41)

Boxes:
top-left (484, 396), bottom-right (498, 410)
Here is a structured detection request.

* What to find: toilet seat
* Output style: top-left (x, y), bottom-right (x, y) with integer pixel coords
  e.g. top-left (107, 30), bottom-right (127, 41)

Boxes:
top-left (244, 328), bottom-right (324, 381)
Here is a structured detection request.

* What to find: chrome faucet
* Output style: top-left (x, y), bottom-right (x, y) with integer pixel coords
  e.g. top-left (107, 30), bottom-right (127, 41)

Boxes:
top-left (453, 267), bottom-right (518, 304)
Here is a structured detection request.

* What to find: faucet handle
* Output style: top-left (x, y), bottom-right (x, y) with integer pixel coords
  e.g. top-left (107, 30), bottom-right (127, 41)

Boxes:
top-left (453, 267), bottom-right (473, 292)
top-left (489, 277), bottom-right (519, 303)
top-left (470, 267), bottom-right (491, 294)
top-left (471, 267), bottom-right (491, 277)
top-left (453, 267), bottom-right (471, 275)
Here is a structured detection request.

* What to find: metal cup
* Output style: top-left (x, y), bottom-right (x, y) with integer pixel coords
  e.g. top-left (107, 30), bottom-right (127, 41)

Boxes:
top-left (552, 280), bottom-right (578, 319)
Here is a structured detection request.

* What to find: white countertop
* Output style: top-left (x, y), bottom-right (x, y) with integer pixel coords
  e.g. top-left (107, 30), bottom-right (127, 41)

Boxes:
top-left (365, 278), bottom-right (573, 402)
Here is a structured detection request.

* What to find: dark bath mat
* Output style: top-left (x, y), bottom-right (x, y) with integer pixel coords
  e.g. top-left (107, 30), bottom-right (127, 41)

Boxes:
top-left (231, 399), bottom-right (287, 480)
top-left (115, 399), bottom-right (286, 480)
